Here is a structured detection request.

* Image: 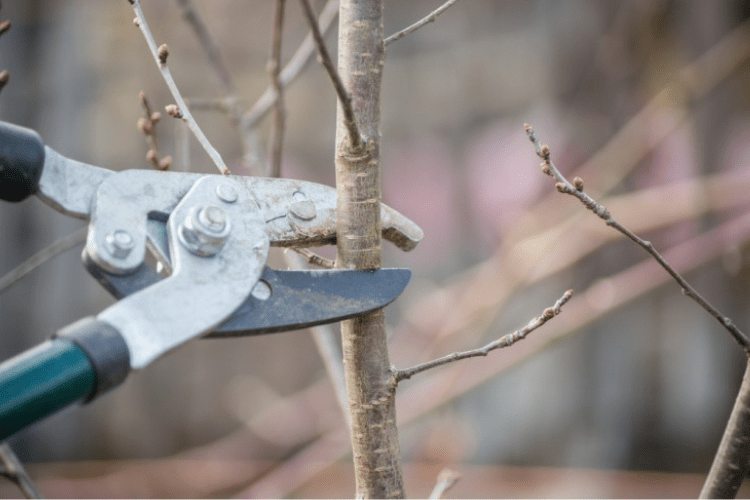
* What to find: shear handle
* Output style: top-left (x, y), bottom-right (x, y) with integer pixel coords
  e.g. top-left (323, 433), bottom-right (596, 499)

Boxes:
top-left (0, 318), bottom-right (131, 441)
top-left (0, 121), bottom-right (45, 202)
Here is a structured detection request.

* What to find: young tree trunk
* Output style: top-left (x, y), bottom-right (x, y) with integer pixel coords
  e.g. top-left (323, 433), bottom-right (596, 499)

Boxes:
top-left (334, 0), bottom-right (405, 498)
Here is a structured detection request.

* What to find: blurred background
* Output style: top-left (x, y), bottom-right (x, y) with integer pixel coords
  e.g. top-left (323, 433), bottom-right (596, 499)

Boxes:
top-left (2, 0), bottom-right (750, 497)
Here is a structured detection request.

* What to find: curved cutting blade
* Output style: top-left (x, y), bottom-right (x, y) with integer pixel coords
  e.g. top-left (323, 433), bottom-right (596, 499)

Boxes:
top-left (84, 259), bottom-right (411, 337)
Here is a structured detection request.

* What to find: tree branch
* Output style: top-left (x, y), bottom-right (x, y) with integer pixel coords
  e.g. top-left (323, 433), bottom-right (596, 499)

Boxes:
top-left (242, 0), bottom-right (339, 131)
top-left (384, 0), bottom-right (458, 46)
top-left (174, 0), bottom-right (234, 94)
top-left (299, 0), bottom-right (363, 153)
top-left (268, 0), bottom-right (286, 178)
top-left (524, 124), bottom-right (750, 352)
top-left (136, 91), bottom-right (172, 170)
top-left (291, 247), bottom-right (335, 269)
top-left (0, 227), bottom-right (87, 296)
top-left (129, 0), bottom-right (230, 175)
top-left (0, 443), bottom-right (41, 499)
top-left (700, 359), bottom-right (750, 498)
top-left (428, 468), bottom-right (462, 500)
top-left (394, 290), bottom-right (572, 384)
top-left (333, 0), bottom-right (404, 497)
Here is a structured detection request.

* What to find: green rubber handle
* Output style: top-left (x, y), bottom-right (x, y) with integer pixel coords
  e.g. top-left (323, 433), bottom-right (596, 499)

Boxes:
top-left (0, 339), bottom-right (95, 440)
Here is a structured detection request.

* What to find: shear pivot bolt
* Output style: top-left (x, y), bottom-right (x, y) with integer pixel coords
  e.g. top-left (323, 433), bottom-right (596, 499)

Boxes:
top-left (199, 205), bottom-right (227, 232)
top-left (105, 230), bottom-right (134, 259)
top-left (179, 205), bottom-right (231, 256)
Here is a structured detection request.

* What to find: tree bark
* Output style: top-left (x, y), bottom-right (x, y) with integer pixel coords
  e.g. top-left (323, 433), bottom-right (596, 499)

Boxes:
top-left (335, 0), bottom-right (405, 498)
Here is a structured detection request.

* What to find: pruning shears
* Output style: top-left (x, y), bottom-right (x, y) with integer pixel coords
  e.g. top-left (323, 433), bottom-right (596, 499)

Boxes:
top-left (0, 121), bottom-right (422, 441)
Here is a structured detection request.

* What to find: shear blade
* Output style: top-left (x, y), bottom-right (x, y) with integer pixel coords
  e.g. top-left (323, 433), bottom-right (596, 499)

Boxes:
top-left (84, 258), bottom-right (410, 337)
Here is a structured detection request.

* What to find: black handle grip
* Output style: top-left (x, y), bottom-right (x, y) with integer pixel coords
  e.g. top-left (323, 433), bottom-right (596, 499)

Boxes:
top-left (0, 121), bottom-right (45, 202)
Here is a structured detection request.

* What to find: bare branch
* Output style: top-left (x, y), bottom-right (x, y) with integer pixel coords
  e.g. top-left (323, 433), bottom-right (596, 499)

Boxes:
top-left (298, 0), bottom-right (363, 153)
top-left (130, 0), bottom-right (230, 175)
top-left (242, 0), bottom-right (338, 130)
top-left (291, 247), bottom-right (335, 269)
top-left (137, 91), bottom-right (172, 170)
top-left (700, 359), bottom-right (750, 498)
top-left (174, 0), bottom-right (234, 94)
top-left (428, 468), bottom-right (462, 500)
top-left (525, 124), bottom-right (750, 352)
top-left (0, 443), bottom-right (41, 499)
top-left (384, 0), bottom-right (458, 46)
top-left (394, 290), bottom-right (572, 384)
top-left (0, 227), bottom-right (87, 296)
top-left (268, 0), bottom-right (287, 177)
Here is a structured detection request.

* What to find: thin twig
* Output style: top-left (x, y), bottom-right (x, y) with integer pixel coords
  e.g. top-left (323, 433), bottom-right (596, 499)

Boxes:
top-left (428, 468), bottom-right (462, 499)
top-left (0, 443), bottom-right (42, 499)
top-left (242, 0), bottom-right (339, 130)
top-left (384, 0), bottom-right (458, 46)
top-left (137, 91), bottom-right (172, 170)
top-left (393, 290), bottom-right (573, 384)
top-left (0, 227), bottom-right (87, 296)
top-left (174, 0), bottom-right (234, 94)
top-left (268, 0), bottom-right (287, 177)
top-left (291, 247), bottom-right (335, 269)
top-left (525, 123), bottom-right (750, 352)
top-left (298, 0), bottom-right (363, 153)
top-left (130, 0), bottom-right (230, 175)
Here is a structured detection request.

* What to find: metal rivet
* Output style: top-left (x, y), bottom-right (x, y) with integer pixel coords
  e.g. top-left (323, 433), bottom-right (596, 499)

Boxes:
top-left (250, 279), bottom-right (272, 300)
top-left (106, 229), bottom-right (134, 259)
top-left (216, 183), bottom-right (238, 203)
top-left (289, 193), bottom-right (316, 221)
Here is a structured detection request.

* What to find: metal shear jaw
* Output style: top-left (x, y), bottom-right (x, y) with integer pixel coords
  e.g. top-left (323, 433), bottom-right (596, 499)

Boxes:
top-left (0, 120), bottom-right (422, 441)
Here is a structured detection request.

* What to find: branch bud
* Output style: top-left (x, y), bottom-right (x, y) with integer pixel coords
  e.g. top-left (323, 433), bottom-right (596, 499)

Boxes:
top-left (150, 111), bottom-right (161, 123)
top-left (540, 144), bottom-right (550, 159)
top-left (158, 155), bottom-right (172, 170)
top-left (573, 177), bottom-right (584, 191)
top-left (157, 44), bottom-right (169, 65)
top-left (0, 20), bottom-right (10, 37)
top-left (555, 182), bottom-right (567, 193)
top-left (146, 149), bottom-right (158, 164)
top-left (165, 104), bottom-right (183, 119)
top-left (137, 117), bottom-right (153, 135)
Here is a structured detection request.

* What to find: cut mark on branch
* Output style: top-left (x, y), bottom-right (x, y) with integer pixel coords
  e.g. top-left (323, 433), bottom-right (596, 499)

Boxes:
top-left (130, 0), bottom-right (230, 175)
top-left (393, 289), bottom-right (573, 384)
top-left (524, 123), bottom-right (750, 351)
top-left (298, 0), bottom-right (363, 153)
top-left (385, 0), bottom-right (458, 46)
